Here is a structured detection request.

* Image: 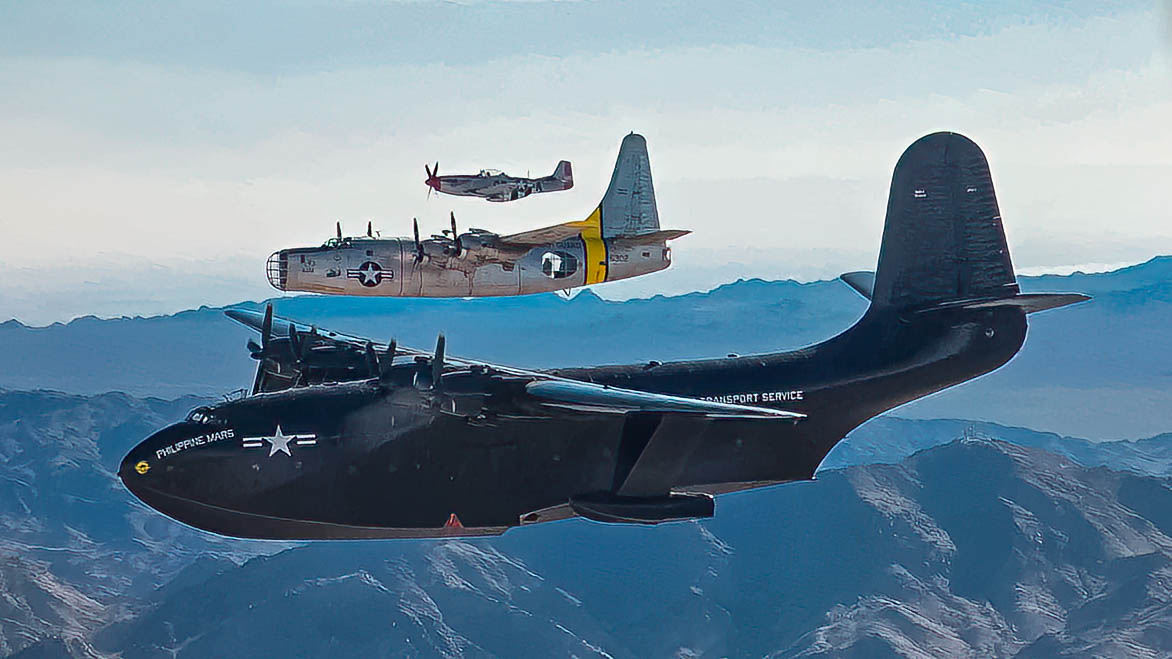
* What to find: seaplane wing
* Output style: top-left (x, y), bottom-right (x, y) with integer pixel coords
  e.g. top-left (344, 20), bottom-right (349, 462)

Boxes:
top-left (223, 306), bottom-right (807, 425)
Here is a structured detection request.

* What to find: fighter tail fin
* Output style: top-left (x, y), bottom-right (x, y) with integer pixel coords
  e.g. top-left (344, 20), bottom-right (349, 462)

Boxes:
top-left (552, 160), bottom-right (573, 186)
top-left (595, 133), bottom-right (660, 238)
top-left (862, 132), bottom-right (1087, 314)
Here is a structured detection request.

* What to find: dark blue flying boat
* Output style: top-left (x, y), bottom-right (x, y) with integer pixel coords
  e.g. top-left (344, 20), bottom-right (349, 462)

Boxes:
top-left (121, 132), bottom-right (1089, 539)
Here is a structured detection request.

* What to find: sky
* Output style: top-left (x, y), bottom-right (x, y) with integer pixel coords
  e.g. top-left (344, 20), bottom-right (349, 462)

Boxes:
top-left (1, 0), bottom-right (1170, 325)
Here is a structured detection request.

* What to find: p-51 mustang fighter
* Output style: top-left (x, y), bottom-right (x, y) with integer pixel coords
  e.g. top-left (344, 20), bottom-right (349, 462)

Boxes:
top-left (424, 160), bottom-right (572, 202)
top-left (122, 132), bottom-right (1089, 540)
top-left (267, 134), bottom-right (685, 297)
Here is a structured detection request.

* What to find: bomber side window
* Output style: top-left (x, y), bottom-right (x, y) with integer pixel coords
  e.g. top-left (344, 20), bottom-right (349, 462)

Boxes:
top-left (541, 251), bottom-right (579, 279)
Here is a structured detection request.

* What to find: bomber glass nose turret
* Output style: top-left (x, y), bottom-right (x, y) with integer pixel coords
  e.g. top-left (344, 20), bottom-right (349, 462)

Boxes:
top-left (266, 251), bottom-right (288, 290)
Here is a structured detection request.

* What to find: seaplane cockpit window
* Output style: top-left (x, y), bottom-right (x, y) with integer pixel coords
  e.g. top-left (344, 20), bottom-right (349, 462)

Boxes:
top-left (186, 407), bottom-right (218, 425)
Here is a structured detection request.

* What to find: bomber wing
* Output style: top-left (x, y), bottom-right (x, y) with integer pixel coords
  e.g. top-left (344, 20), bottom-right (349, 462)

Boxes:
top-left (496, 219), bottom-right (596, 246)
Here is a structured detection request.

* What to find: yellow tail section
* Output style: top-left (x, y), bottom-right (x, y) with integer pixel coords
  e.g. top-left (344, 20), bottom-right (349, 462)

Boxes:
top-left (565, 207), bottom-right (607, 285)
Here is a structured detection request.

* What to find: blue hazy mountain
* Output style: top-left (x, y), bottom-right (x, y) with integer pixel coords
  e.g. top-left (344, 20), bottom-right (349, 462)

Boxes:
top-left (0, 390), bottom-right (280, 657)
top-left (825, 416), bottom-right (1172, 476)
top-left (99, 438), bottom-right (1172, 658)
top-left (2, 256), bottom-right (1170, 438)
top-left (4, 389), bottom-right (1172, 658)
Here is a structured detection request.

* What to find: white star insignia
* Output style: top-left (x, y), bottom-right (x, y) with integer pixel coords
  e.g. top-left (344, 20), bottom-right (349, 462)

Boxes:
top-left (358, 263), bottom-right (380, 285)
top-left (266, 424), bottom-right (294, 457)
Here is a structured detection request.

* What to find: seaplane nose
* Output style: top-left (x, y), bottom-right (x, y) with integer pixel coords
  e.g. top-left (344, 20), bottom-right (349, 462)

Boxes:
top-left (266, 250), bottom-right (288, 291)
top-left (119, 422), bottom-right (199, 507)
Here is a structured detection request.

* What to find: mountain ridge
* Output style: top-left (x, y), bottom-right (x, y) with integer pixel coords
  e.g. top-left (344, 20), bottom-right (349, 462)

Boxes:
top-left (3, 256), bottom-right (1169, 438)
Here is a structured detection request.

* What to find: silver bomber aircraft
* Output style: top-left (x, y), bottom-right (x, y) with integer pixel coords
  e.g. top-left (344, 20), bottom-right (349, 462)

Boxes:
top-left (267, 134), bottom-right (689, 298)
top-left (424, 160), bottom-right (572, 202)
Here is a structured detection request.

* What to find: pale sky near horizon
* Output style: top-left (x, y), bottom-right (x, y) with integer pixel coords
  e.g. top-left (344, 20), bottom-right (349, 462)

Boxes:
top-left (1, 1), bottom-right (1170, 325)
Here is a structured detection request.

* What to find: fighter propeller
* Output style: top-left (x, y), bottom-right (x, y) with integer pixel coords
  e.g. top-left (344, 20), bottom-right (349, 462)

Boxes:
top-left (425, 162), bottom-right (440, 198)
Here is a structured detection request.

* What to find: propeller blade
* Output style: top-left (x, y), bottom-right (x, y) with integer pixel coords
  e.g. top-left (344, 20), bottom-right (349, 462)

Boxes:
top-left (288, 323), bottom-right (301, 361)
top-left (431, 333), bottom-right (445, 390)
top-left (364, 341), bottom-right (380, 377)
top-left (247, 339), bottom-right (262, 356)
top-left (250, 361), bottom-right (265, 395)
top-left (251, 303), bottom-right (274, 395)
top-left (449, 212), bottom-right (461, 257)
top-left (366, 221), bottom-right (373, 238)
top-left (260, 303), bottom-right (273, 351)
top-left (375, 338), bottom-right (397, 383)
top-left (336, 221), bottom-right (342, 239)
top-left (413, 218), bottom-right (424, 262)
top-left (425, 162), bottom-right (439, 199)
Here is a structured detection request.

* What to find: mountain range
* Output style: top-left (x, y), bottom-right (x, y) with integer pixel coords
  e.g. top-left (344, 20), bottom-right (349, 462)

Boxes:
top-left (2, 256), bottom-right (1170, 439)
top-left (2, 257), bottom-right (1170, 656)
top-left (4, 390), bottom-right (1172, 657)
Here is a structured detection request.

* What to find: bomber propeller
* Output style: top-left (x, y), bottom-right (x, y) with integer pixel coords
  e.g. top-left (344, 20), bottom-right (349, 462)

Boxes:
top-left (412, 218), bottom-right (425, 264)
top-left (444, 212), bottom-right (463, 258)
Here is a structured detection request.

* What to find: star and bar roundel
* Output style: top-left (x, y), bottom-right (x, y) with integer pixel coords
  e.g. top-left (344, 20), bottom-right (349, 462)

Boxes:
top-left (241, 425), bottom-right (317, 457)
top-left (347, 261), bottom-right (392, 287)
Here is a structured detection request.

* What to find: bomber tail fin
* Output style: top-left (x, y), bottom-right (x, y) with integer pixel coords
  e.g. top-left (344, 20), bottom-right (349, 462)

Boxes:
top-left (593, 133), bottom-right (660, 238)
top-left (864, 132), bottom-right (1087, 314)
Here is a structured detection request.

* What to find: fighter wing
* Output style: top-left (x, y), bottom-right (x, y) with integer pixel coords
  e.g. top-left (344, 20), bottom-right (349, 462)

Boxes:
top-left (497, 219), bottom-right (593, 246)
